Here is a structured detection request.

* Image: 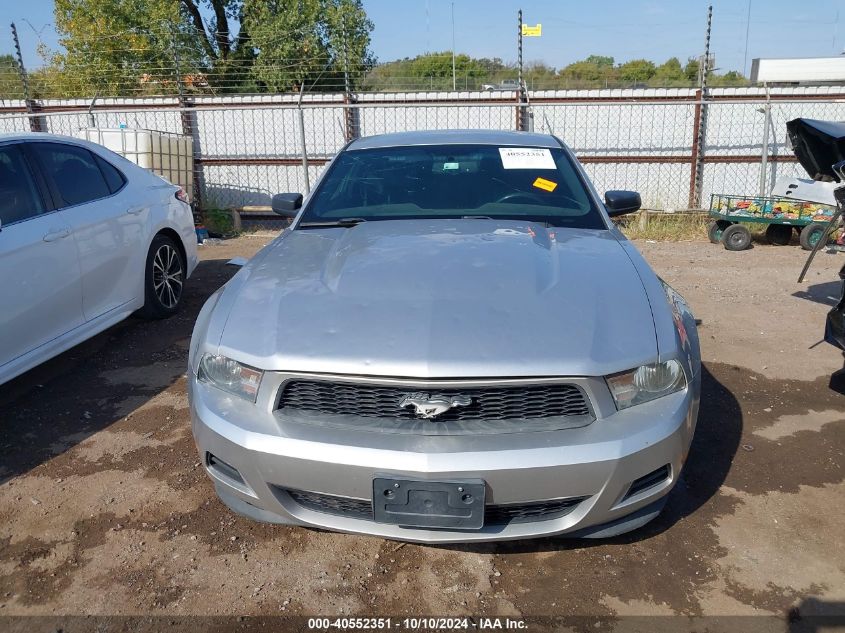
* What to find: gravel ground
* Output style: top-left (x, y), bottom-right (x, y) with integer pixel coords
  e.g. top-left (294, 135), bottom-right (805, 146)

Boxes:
top-left (0, 234), bottom-right (843, 631)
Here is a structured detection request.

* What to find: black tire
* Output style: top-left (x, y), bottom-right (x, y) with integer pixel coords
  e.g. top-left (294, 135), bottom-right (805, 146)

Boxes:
top-left (721, 224), bottom-right (752, 251)
top-left (765, 223), bottom-right (793, 246)
top-left (138, 234), bottom-right (186, 320)
top-left (800, 223), bottom-right (828, 251)
top-left (707, 220), bottom-right (731, 244)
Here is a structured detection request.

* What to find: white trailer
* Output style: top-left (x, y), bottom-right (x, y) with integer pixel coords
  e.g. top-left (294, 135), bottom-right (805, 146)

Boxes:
top-left (751, 56), bottom-right (845, 84)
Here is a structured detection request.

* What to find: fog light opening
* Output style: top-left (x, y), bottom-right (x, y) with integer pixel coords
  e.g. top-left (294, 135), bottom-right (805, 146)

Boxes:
top-left (206, 452), bottom-right (245, 486)
top-left (623, 464), bottom-right (671, 501)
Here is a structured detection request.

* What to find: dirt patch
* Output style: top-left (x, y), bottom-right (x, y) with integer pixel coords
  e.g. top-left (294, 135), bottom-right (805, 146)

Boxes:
top-left (635, 239), bottom-right (845, 382)
top-left (0, 235), bottom-right (842, 625)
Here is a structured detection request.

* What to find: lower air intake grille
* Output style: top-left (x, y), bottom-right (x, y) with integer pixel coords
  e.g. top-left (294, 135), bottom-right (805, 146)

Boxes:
top-left (624, 464), bottom-right (671, 500)
top-left (288, 489), bottom-right (372, 519)
top-left (484, 497), bottom-right (585, 524)
top-left (284, 488), bottom-right (586, 525)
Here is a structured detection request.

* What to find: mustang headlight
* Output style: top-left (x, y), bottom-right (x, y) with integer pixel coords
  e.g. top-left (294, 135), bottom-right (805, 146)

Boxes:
top-left (606, 360), bottom-right (686, 410)
top-left (197, 354), bottom-right (263, 402)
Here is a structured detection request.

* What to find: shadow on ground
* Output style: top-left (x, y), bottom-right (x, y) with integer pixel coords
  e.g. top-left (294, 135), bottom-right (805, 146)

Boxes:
top-left (0, 257), bottom-right (237, 486)
top-left (435, 363), bottom-right (743, 556)
top-left (789, 598), bottom-right (845, 633)
top-left (793, 280), bottom-right (842, 307)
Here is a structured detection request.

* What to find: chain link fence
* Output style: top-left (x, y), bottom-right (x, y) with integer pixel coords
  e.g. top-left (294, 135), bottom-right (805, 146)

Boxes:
top-left (1, 87), bottom-right (844, 232)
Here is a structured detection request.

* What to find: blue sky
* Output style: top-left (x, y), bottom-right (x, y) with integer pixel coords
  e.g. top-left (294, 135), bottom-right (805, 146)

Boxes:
top-left (2, 0), bottom-right (843, 75)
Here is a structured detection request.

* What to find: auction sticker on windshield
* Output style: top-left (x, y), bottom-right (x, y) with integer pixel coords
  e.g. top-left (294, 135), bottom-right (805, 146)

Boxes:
top-left (532, 176), bottom-right (558, 192)
top-left (499, 147), bottom-right (556, 170)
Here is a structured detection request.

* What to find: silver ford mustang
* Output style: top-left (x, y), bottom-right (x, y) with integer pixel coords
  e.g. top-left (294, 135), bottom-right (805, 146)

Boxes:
top-left (188, 130), bottom-right (701, 543)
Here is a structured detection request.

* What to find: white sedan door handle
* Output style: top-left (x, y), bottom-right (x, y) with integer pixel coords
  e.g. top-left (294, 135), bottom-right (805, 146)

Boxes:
top-left (43, 228), bottom-right (71, 242)
top-left (126, 206), bottom-right (145, 215)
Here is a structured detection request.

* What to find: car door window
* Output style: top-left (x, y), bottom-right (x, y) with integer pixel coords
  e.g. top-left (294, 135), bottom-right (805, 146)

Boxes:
top-left (0, 145), bottom-right (45, 226)
top-left (94, 154), bottom-right (127, 194)
top-left (32, 143), bottom-right (111, 208)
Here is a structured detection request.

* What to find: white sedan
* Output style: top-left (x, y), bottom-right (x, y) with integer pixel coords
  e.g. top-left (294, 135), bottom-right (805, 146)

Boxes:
top-left (0, 132), bottom-right (198, 385)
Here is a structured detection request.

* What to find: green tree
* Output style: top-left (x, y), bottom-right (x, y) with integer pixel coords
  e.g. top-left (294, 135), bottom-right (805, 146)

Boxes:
top-left (361, 52), bottom-right (502, 91)
top-left (48, 0), bottom-right (210, 97)
top-left (617, 59), bottom-right (656, 83)
top-left (43, 0), bottom-right (372, 97)
top-left (0, 55), bottom-right (25, 99)
top-left (651, 57), bottom-right (686, 86)
top-left (683, 57), bottom-right (700, 83)
top-left (183, 0), bottom-right (257, 93)
top-left (584, 55), bottom-right (614, 68)
top-left (244, 0), bottom-right (326, 91)
top-left (710, 70), bottom-right (748, 87)
top-left (679, 56), bottom-right (747, 88)
top-left (324, 0), bottom-right (375, 87)
top-left (244, 0), bottom-right (373, 92)
top-left (523, 61), bottom-right (559, 90)
top-left (558, 56), bottom-right (616, 86)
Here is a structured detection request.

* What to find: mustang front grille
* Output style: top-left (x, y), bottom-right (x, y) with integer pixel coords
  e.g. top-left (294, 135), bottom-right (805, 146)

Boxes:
top-left (283, 488), bottom-right (587, 525)
top-left (276, 379), bottom-right (592, 423)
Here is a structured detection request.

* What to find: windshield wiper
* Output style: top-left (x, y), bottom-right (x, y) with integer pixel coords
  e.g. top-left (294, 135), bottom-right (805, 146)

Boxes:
top-left (298, 218), bottom-right (367, 228)
top-left (464, 214), bottom-right (554, 227)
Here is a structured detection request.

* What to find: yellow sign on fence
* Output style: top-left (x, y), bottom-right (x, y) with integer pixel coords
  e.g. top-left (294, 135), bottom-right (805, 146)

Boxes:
top-left (522, 23), bottom-right (542, 37)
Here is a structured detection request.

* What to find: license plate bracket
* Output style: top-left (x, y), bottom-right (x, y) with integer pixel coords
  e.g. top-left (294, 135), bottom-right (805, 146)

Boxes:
top-left (372, 477), bottom-right (486, 529)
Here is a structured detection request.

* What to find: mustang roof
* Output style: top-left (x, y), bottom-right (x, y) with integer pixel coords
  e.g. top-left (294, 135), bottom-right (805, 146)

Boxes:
top-left (347, 129), bottom-right (562, 151)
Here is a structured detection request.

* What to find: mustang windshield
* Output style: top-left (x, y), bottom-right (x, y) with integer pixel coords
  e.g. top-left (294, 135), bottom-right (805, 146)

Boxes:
top-left (300, 144), bottom-right (605, 229)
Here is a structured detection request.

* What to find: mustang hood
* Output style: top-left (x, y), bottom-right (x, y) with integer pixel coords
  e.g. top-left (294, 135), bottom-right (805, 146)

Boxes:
top-left (217, 220), bottom-right (659, 378)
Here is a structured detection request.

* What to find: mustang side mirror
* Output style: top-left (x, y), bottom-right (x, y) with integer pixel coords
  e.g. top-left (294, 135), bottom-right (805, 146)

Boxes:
top-left (272, 193), bottom-right (303, 218)
top-left (604, 190), bottom-right (642, 217)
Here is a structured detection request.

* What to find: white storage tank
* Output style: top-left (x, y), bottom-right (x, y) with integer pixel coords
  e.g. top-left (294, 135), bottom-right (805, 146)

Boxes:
top-left (76, 128), bottom-right (194, 202)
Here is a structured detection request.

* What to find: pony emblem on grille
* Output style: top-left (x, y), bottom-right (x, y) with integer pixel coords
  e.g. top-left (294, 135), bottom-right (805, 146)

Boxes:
top-left (399, 393), bottom-right (472, 419)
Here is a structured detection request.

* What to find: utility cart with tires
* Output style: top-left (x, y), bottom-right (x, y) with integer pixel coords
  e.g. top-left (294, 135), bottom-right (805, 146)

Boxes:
top-left (708, 193), bottom-right (836, 251)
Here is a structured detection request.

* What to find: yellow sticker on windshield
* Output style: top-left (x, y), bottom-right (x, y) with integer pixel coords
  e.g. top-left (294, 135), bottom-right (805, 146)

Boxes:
top-left (533, 177), bottom-right (558, 192)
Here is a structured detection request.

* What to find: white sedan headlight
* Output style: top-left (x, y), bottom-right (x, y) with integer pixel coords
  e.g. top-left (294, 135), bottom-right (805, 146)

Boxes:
top-left (197, 354), bottom-right (263, 402)
top-left (606, 360), bottom-right (686, 410)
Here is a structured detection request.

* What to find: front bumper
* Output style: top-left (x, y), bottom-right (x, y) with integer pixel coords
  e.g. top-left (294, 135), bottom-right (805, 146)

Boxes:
top-left (189, 374), bottom-right (699, 543)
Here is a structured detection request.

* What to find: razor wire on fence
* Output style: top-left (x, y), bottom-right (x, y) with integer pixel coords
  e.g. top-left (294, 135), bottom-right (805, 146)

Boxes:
top-left (3, 18), bottom-right (844, 231)
top-left (1, 19), bottom-right (751, 101)
top-left (1, 88), bottom-right (844, 231)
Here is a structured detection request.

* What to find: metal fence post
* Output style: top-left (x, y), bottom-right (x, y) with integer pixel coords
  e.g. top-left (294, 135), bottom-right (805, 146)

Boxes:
top-left (8, 91), bottom-right (844, 216)
top-left (180, 99), bottom-right (202, 211)
top-left (11, 22), bottom-right (42, 132)
top-left (341, 14), bottom-right (359, 142)
top-left (343, 92), bottom-right (359, 142)
top-left (297, 83), bottom-right (311, 194)
top-left (688, 5), bottom-right (713, 209)
top-left (516, 10), bottom-right (527, 131)
top-left (758, 84), bottom-right (772, 196)
top-left (688, 89), bottom-right (704, 208)
top-left (169, 22), bottom-right (202, 211)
